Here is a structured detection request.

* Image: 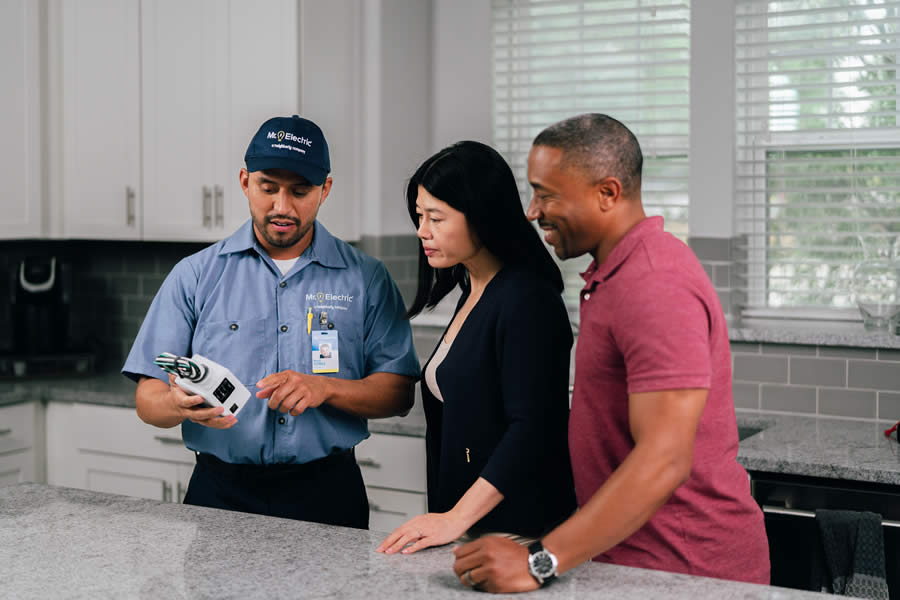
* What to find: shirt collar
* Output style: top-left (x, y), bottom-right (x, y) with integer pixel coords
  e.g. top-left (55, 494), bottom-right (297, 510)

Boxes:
top-left (581, 216), bottom-right (664, 286)
top-left (218, 220), bottom-right (348, 269)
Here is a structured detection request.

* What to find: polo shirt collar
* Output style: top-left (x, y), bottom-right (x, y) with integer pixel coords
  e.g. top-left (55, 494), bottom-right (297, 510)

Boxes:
top-left (582, 216), bottom-right (664, 286)
top-left (218, 219), bottom-right (347, 269)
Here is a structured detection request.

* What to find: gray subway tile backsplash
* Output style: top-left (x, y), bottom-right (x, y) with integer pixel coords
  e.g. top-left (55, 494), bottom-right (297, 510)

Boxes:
top-left (734, 355), bottom-right (789, 383)
top-left (879, 392), bottom-right (900, 421)
top-left (819, 346), bottom-right (878, 360)
top-left (732, 382), bottom-right (760, 409)
top-left (818, 388), bottom-right (876, 419)
top-left (760, 384), bottom-right (817, 413)
top-left (848, 360), bottom-right (900, 391)
top-left (789, 357), bottom-right (847, 387)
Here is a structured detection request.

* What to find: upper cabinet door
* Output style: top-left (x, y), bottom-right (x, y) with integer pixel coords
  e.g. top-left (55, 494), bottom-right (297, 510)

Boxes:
top-left (141, 0), bottom-right (225, 242)
top-left (60, 0), bottom-right (142, 240)
top-left (220, 0), bottom-right (300, 237)
top-left (0, 0), bottom-right (42, 239)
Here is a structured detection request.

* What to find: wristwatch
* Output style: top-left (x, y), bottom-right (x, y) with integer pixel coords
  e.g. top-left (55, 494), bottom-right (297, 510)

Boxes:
top-left (527, 541), bottom-right (559, 586)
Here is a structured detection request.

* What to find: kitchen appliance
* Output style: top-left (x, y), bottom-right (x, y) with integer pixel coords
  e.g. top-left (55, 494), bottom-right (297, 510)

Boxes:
top-left (1, 256), bottom-right (95, 378)
top-left (751, 471), bottom-right (900, 597)
top-left (11, 256), bottom-right (71, 354)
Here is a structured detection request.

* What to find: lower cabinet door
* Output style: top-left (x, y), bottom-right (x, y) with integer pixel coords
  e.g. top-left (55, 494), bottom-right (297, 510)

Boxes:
top-left (366, 486), bottom-right (427, 534)
top-left (79, 451), bottom-right (186, 502)
top-left (0, 451), bottom-right (34, 487)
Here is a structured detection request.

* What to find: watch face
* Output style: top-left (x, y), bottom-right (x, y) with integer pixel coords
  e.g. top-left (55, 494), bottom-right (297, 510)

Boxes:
top-left (532, 552), bottom-right (554, 577)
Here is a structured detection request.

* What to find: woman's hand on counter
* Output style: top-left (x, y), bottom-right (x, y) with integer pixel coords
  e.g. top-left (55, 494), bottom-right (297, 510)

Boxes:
top-left (376, 512), bottom-right (468, 555)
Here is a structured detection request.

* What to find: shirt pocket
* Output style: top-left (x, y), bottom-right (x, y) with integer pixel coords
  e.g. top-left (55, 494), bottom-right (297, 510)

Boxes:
top-left (193, 318), bottom-right (270, 388)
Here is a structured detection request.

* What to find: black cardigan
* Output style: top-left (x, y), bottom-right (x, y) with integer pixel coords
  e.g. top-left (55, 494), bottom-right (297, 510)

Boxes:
top-left (422, 265), bottom-right (576, 538)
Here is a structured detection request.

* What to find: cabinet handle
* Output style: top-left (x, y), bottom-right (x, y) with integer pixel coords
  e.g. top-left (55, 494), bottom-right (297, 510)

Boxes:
top-left (368, 501), bottom-right (405, 516)
top-left (177, 481), bottom-right (187, 503)
top-left (0, 428), bottom-right (11, 436)
top-left (154, 435), bottom-right (183, 446)
top-left (357, 457), bottom-right (381, 468)
top-left (162, 481), bottom-right (172, 502)
top-left (126, 186), bottom-right (136, 226)
top-left (214, 185), bottom-right (224, 226)
top-left (203, 186), bottom-right (212, 227)
top-left (762, 505), bottom-right (900, 528)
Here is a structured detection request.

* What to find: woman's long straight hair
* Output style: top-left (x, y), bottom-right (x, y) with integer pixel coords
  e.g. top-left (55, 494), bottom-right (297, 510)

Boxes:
top-left (405, 141), bottom-right (563, 318)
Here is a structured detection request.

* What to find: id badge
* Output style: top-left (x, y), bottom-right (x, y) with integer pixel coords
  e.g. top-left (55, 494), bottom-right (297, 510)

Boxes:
top-left (312, 330), bottom-right (339, 373)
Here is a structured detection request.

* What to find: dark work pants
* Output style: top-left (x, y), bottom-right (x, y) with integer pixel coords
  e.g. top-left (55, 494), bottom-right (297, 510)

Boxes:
top-left (183, 450), bottom-right (369, 529)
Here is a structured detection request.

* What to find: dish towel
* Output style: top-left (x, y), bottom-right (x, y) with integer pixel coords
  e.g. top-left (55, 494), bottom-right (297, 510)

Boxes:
top-left (811, 509), bottom-right (889, 598)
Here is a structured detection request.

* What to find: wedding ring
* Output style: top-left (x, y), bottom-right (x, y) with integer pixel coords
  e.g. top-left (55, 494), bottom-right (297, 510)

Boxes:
top-left (464, 570), bottom-right (474, 587)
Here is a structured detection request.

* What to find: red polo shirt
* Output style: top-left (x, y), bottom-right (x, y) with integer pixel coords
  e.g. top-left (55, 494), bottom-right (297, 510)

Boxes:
top-left (570, 216), bottom-right (769, 584)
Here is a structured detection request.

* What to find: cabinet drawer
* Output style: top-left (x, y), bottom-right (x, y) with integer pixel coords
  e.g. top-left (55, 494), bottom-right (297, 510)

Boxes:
top-left (73, 403), bottom-right (195, 464)
top-left (367, 486), bottom-right (427, 534)
top-left (0, 402), bottom-right (36, 454)
top-left (355, 433), bottom-right (426, 493)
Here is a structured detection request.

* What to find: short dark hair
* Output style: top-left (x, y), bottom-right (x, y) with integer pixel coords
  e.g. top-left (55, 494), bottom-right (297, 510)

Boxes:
top-left (533, 114), bottom-right (643, 195)
top-left (405, 141), bottom-right (563, 318)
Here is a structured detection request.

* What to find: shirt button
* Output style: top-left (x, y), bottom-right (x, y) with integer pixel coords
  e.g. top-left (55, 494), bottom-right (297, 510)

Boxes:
top-left (583, 293), bottom-right (591, 301)
top-left (279, 281), bottom-right (286, 288)
top-left (278, 417), bottom-right (285, 425)
top-left (280, 325), bottom-right (288, 332)
top-left (229, 323), bottom-right (238, 331)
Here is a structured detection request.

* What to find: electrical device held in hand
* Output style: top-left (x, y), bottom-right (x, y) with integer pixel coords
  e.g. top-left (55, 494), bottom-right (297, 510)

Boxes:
top-left (154, 353), bottom-right (250, 418)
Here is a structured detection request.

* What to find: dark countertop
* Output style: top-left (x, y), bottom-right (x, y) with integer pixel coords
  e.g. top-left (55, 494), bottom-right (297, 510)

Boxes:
top-left (0, 483), bottom-right (829, 599)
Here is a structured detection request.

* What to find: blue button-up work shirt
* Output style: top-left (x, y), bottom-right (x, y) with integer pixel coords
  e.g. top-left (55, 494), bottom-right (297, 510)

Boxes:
top-left (122, 220), bottom-right (420, 464)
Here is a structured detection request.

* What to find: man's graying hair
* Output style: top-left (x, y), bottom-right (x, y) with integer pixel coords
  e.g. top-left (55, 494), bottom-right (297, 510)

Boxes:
top-left (533, 113), bottom-right (643, 195)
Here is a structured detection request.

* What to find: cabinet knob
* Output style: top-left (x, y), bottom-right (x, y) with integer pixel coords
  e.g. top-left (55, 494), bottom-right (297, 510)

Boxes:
top-left (367, 501), bottom-right (405, 516)
top-left (161, 481), bottom-right (172, 502)
top-left (177, 481), bottom-right (187, 503)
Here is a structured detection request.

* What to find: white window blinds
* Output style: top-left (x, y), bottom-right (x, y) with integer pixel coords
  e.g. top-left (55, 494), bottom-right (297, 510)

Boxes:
top-left (491, 0), bottom-right (691, 318)
top-left (735, 0), bottom-right (900, 313)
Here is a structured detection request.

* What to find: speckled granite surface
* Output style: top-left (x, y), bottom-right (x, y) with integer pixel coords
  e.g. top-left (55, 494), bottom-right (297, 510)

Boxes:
top-left (0, 373), bottom-right (428, 437)
top-left (0, 483), bottom-right (827, 599)
top-left (729, 322), bottom-right (900, 349)
top-left (736, 412), bottom-right (900, 484)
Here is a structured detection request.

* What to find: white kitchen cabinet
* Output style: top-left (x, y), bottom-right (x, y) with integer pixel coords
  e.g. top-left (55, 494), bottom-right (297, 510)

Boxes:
top-left (0, 0), bottom-right (42, 239)
top-left (54, 0), bottom-right (300, 242)
top-left (141, 0), bottom-right (299, 242)
top-left (46, 402), bottom-right (195, 503)
top-left (59, 0), bottom-right (142, 240)
top-left (0, 401), bottom-right (45, 487)
top-left (356, 432), bottom-right (427, 533)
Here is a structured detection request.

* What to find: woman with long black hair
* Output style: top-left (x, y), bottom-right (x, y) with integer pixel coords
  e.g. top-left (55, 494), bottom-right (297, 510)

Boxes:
top-left (376, 141), bottom-right (575, 556)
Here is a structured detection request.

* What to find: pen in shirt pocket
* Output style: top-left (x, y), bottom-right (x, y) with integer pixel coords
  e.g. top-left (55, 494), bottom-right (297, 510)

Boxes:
top-left (307, 307), bottom-right (313, 335)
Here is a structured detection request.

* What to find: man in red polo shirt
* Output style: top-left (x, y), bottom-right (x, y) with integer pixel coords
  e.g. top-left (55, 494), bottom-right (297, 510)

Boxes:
top-left (452, 114), bottom-right (769, 593)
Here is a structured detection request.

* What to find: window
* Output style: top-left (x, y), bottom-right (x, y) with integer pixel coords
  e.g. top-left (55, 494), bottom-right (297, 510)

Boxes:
top-left (491, 0), bottom-right (691, 323)
top-left (735, 0), bottom-right (900, 316)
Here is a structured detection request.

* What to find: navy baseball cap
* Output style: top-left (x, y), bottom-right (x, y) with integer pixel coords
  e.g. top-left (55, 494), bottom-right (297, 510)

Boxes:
top-left (244, 115), bottom-right (331, 185)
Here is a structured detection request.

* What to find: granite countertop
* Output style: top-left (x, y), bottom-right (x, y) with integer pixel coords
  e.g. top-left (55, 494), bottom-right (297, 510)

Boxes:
top-left (736, 412), bottom-right (900, 485)
top-left (729, 320), bottom-right (900, 349)
top-left (0, 483), bottom-right (827, 600)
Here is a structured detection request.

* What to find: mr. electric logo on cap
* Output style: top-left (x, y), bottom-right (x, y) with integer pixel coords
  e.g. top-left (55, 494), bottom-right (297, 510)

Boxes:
top-left (266, 130), bottom-right (313, 147)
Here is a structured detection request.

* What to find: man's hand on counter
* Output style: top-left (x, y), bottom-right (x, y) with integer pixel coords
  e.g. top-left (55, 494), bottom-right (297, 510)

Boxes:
top-left (452, 537), bottom-right (539, 593)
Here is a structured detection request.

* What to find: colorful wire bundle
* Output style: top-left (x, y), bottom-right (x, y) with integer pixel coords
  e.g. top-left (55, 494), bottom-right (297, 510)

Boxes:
top-left (154, 352), bottom-right (207, 382)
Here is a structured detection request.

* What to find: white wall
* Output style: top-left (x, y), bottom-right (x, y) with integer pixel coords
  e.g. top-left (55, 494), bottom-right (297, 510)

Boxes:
top-left (430, 0), bottom-right (492, 153)
top-left (688, 0), bottom-right (736, 238)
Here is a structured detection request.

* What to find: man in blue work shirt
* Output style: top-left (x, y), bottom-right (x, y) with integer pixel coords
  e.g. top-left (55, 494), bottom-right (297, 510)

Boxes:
top-left (122, 115), bottom-right (420, 529)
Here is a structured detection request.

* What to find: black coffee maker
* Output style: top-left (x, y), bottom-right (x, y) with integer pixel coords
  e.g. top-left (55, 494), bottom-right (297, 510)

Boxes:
top-left (10, 256), bottom-right (72, 355)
